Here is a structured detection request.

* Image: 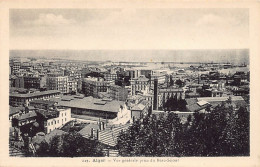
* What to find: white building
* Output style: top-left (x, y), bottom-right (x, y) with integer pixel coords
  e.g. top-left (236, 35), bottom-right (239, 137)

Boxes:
top-left (46, 73), bottom-right (69, 94)
top-left (46, 107), bottom-right (71, 133)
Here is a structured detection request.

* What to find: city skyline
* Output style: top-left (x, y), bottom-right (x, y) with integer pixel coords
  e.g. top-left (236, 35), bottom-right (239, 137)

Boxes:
top-left (10, 49), bottom-right (249, 64)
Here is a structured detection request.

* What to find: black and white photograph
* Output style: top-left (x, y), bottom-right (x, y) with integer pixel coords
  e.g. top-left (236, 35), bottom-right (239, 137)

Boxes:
top-left (1, 1), bottom-right (260, 167)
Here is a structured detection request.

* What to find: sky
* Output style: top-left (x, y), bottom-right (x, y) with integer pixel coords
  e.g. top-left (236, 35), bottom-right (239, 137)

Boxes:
top-left (10, 8), bottom-right (249, 50)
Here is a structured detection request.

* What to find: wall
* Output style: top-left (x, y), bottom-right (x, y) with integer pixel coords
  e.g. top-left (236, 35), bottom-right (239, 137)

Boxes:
top-left (46, 108), bottom-right (71, 133)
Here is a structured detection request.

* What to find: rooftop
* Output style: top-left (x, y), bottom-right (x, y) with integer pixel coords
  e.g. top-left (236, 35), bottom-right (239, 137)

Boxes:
top-left (35, 109), bottom-right (59, 119)
top-left (9, 106), bottom-right (24, 116)
top-left (159, 88), bottom-right (183, 93)
top-left (132, 75), bottom-right (149, 82)
top-left (197, 100), bottom-right (209, 107)
top-left (18, 111), bottom-right (37, 120)
top-left (186, 103), bottom-right (210, 112)
top-left (52, 96), bottom-right (125, 113)
top-left (30, 100), bottom-right (57, 105)
top-left (131, 103), bottom-right (145, 111)
top-left (10, 90), bottom-right (60, 98)
top-left (197, 96), bottom-right (244, 102)
top-left (78, 124), bottom-right (99, 136)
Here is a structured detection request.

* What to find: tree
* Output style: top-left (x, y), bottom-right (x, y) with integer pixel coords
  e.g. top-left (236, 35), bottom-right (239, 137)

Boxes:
top-left (176, 96), bottom-right (187, 111)
top-left (236, 107), bottom-right (249, 155)
top-left (181, 104), bottom-right (249, 156)
top-left (163, 95), bottom-right (186, 111)
top-left (36, 132), bottom-right (104, 157)
top-left (117, 112), bottom-right (183, 156)
top-left (37, 141), bottom-right (49, 157)
top-left (118, 101), bottom-right (249, 157)
top-left (169, 75), bottom-right (174, 86)
top-left (175, 79), bottom-right (184, 87)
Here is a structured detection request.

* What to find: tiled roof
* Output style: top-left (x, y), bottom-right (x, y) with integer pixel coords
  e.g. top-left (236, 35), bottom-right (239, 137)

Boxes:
top-left (186, 103), bottom-right (210, 112)
top-left (9, 106), bottom-right (24, 116)
top-left (18, 111), bottom-right (37, 120)
top-left (159, 88), bottom-right (183, 93)
top-left (72, 114), bottom-right (107, 122)
top-left (186, 96), bottom-right (247, 112)
top-left (10, 90), bottom-right (60, 98)
top-left (197, 96), bottom-right (244, 102)
top-left (98, 124), bottom-right (131, 147)
top-left (53, 96), bottom-right (125, 113)
top-left (35, 109), bottom-right (59, 119)
top-left (132, 76), bottom-right (149, 82)
top-left (185, 98), bottom-right (198, 106)
top-left (78, 124), bottom-right (99, 136)
top-left (197, 100), bottom-right (209, 106)
top-left (131, 104), bottom-right (145, 111)
top-left (30, 100), bottom-right (56, 105)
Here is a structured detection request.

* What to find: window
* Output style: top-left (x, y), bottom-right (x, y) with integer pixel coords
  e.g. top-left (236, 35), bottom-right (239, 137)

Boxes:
top-left (51, 121), bottom-right (53, 125)
top-left (65, 118), bottom-right (66, 121)
top-left (48, 122), bottom-right (50, 126)
top-left (65, 113), bottom-right (66, 116)
top-left (57, 120), bottom-right (59, 124)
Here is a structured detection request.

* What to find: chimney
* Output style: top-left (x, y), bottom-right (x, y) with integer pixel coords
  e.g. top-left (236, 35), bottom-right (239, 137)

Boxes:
top-left (99, 122), bottom-right (102, 130)
top-left (102, 122), bottom-right (105, 130)
top-left (96, 129), bottom-right (99, 140)
top-left (91, 128), bottom-right (94, 138)
top-left (153, 78), bottom-right (158, 110)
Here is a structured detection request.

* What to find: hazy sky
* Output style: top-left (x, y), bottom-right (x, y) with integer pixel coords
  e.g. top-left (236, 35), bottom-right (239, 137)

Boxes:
top-left (10, 8), bottom-right (249, 50)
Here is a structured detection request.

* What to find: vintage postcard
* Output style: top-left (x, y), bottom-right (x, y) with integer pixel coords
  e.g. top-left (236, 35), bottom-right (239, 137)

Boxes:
top-left (0, 0), bottom-right (260, 167)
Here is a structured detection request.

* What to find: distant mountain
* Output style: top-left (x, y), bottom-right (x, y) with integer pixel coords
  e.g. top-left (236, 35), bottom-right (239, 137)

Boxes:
top-left (10, 49), bottom-right (249, 64)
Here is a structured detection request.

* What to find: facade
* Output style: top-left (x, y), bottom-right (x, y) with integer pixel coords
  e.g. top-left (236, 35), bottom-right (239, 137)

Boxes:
top-left (131, 103), bottom-right (146, 120)
top-left (140, 69), bottom-right (152, 78)
top-left (9, 90), bottom-right (60, 107)
top-left (109, 85), bottom-right (128, 101)
top-left (20, 62), bottom-right (32, 71)
top-left (125, 69), bottom-right (137, 79)
top-left (14, 76), bottom-right (24, 88)
top-left (104, 73), bottom-right (117, 81)
top-left (10, 61), bottom-right (21, 74)
top-left (46, 73), bottom-right (69, 94)
top-left (142, 93), bottom-right (154, 108)
top-left (77, 79), bottom-right (82, 92)
top-left (150, 74), bottom-right (166, 87)
top-left (29, 100), bottom-right (57, 110)
top-left (82, 77), bottom-right (109, 98)
top-left (24, 76), bottom-right (46, 89)
top-left (9, 106), bottom-right (23, 127)
top-left (159, 88), bottom-right (184, 107)
top-left (44, 107), bottom-right (71, 133)
top-left (130, 75), bottom-right (150, 95)
top-left (17, 111), bottom-right (37, 128)
top-left (68, 80), bottom-right (78, 93)
top-left (205, 89), bottom-right (224, 97)
top-left (9, 76), bottom-right (16, 87)
top-left (15, 107), bottom-right (71, 134)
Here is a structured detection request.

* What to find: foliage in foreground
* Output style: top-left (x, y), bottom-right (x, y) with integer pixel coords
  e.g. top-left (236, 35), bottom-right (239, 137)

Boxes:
top-left (37, 132), bottom-right (104, 157)
top-left (117, 104), bottom-right (249, 157)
